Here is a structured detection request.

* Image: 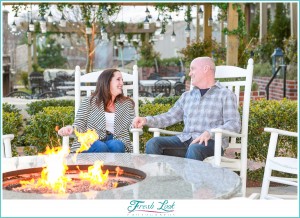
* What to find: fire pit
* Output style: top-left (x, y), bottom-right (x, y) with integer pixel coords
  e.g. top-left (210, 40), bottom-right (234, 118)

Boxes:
top-left (3, 165), bottom-right (145, 194)
top-left (2, 153), bottom-right (242, 199)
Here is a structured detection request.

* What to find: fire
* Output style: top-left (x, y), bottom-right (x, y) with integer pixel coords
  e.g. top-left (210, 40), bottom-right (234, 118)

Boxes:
top-left (74, 129), bottom-right (99, 154)
top-left (18, 129), bottom-right (124, 193)
top-left (20, 146), bottom-right (71, 193)
top-left (78, 161), bottom-right (109, 186)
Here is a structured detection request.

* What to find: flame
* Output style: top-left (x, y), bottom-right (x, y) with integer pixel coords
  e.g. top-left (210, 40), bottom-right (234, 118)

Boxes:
top-left (18, 129), bottom-right (125, 193)
top-left (20, 146), bottom-right (71, 193)
top-left (115, 166), bottom-right (124, 178)
top-left (78, 161), bottom-right (109, 186)
top-left (74, 129), bottom-right (99, 154)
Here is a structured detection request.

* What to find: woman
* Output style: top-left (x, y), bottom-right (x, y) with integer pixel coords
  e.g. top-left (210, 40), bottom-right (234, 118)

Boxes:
top-left (58, 68), bottom-right (135, 153)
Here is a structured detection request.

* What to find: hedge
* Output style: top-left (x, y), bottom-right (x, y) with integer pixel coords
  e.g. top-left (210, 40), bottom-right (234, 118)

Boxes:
top-left (26, 99), bottom-right (75, 115)
top-left (23, 106), bottom-right (74, 153)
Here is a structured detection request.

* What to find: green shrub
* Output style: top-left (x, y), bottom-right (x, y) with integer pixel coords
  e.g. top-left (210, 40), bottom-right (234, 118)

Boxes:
top-left (26, 99), bottom-right (75, 115)
top-left (248, 99), bottom-right (297, 163)
top-left (2, 103), bottom-right (21, 113)
top-left (139, 103), bottom-right (184, 153)
top-left (158, 57), bottom-right (181, 67)
top-left (152, 96), bottom-right (180, 105)
top-left (24, 106), bottom-right (74, 153)
top-left (2, 107), bottom-right (23, 157)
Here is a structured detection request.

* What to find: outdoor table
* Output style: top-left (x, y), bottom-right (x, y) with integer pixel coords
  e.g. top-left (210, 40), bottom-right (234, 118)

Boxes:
top-left (2, 153), bottom-right (241, 199)
top-left (139, 80), bottom-right (176, 93)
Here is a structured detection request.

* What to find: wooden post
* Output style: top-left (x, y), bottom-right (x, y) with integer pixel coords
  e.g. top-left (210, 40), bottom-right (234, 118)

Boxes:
top-left (32, 33), bottom-right (37, 65)
top-left (203, 3), bottom-right (212, 42)
top-left (27, 32), bottom-right (32, 74)
top-left (259, 3), bottom-right (268, 43)
top-left (226, 3), bottom-right (239, 66)
top-left (290, 2), bottom-right (298, 38)
top-left (196, 5), bottom-right (200, 43)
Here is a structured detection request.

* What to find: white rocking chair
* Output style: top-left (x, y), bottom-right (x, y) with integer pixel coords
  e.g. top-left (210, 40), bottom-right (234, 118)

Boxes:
top-left (149, 58), bottom-right (254, 197)
top-left (62, 65), bottom-right (142, 153)
top-left (260, 127), bottom-right (298, 199)
top-left (2, 134), bottom-right (14, 158)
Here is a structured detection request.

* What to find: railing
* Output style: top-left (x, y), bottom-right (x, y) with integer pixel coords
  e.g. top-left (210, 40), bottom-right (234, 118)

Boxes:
top-left (265, 65), bottom-right (287, 100)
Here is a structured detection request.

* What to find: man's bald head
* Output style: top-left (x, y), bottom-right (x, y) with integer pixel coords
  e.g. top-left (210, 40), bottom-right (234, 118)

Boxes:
top-left (189, 57), bottom-right (216, 89)
top-left (191, 57), bottom-right (215, 73)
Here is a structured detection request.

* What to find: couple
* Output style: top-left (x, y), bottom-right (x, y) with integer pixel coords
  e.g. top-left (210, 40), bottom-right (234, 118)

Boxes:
top-left (58, 57), bottom-right (241, 161)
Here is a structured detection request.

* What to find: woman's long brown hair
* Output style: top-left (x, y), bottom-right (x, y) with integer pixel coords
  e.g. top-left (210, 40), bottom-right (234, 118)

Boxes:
top-left (90, 69), bottom-right (134, 110)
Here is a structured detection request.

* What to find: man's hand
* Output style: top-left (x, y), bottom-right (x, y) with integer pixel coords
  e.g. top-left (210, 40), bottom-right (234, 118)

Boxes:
top-left (191, 131), bottom-right (211, 146)
top-left (58, 125), bottom-right (74, 136)
top-left (132, 117), bottom-right (147, 128)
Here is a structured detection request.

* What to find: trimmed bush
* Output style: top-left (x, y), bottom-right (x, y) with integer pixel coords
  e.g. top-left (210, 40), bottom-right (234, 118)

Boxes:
top-left (26, 99), bottom-right (75, 115)
top-left (24, 106), bottom-right (74, 152)
top-left (139, 103), bottom-right (183, 153)
top-left (2, 104), bottom-right (23, 156)
top-left (248, 99), bottom-right (297, 162)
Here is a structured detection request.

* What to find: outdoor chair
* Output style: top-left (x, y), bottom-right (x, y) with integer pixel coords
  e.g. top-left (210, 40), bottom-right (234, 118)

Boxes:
top-left (62, 65), bottom-right (142, 154)
top-left (29, 72), bottom-right (45, 95)
top-left (153, 79), bottom-right (172, 97)
top-left (260, 127), bottom-right (298, 199)
top-left (148, 58), bottom-right (254, 197)
top-left (173, 82), bottom-right (186, 96)
top-left (2, 134), bottom-right (14, 158)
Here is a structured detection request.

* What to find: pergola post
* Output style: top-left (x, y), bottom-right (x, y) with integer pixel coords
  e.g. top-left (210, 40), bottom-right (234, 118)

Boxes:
top-left (290, 2), bottom-right (298, 38)
top-left (226, 3), bottom-right (239, 66)
top-left (259, 2), bottom-right (268, 43)
top-left (203, 3), bottom-right (212, 55)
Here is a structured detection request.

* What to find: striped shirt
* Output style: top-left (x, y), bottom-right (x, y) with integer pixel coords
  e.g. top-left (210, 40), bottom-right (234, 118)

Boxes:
top-left (146, 81), bottom-right (241, 149)
top-left (72, 96), bottom-right (135, 153)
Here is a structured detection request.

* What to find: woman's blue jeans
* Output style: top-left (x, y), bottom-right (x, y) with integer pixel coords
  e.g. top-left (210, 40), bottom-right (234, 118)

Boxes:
top-left (83, 134), bottom-right (125, 153)
top-left (145, 136), bottom-right (223, 161)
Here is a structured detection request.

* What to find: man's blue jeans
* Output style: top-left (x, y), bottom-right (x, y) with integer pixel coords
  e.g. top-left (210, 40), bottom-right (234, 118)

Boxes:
top-left (145, 136), bottom-right (223, 161)
top-left (83, 135), bottom-right (125, 153)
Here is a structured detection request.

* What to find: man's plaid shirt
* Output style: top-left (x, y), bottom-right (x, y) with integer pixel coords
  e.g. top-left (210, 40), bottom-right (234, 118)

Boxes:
top-left (146, 81), bottom-right (241, 149)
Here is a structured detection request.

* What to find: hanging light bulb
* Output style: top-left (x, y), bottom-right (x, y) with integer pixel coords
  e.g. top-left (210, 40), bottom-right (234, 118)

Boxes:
top-left (29, 19), bottom-right (35, 32)
top-left (120, 29), bottom-right (125, 41)
top-left (198, 7), bottom-right (203, 19)
top-left (11, 21), bottom-right (17, 32)
top-left (40, 16), bottom-right (47, 32)
top-left (143, 16), bottom-right (149, 29)
top-left (159, 28), bottom-right (165, 40)
top-left (145, 7), bottom-right (150, 16)
top-left (168, 15), bottom-right (172, 26)
top-left (208, 17), bottom-right (213, 27)
top-left (60, 14), bottom-right (66, 27)
top-left (171, 22), bottom-right (176, 42)
top-left (101, 27), bottom-right (108, 40)
top-left (171, 31), bottom-right (176, 42)
top-left (47, 11), bottom-right (53, 23)
top-left (156, 16), bottom-right (161, 27)
top-left (14, 12), bottom-right (18, 21)
top-left (185, 23), bottom-right (191, 38)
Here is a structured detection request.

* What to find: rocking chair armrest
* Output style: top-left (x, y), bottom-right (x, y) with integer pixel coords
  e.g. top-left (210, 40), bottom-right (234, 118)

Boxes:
top-left (264, 128), bottom-right (298, 137)
top-left (148, 128), bottom-right (182, 136)
top-left (211, 128), bottom-right (244, 138)
top-left (130, 128), bottom-right (143, 134)
top-left (131, 128), bottom-right (142, 154)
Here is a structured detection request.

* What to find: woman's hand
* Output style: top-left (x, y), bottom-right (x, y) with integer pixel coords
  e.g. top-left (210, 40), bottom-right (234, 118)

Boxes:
top-left (58, 125), bottom-right (74, 136)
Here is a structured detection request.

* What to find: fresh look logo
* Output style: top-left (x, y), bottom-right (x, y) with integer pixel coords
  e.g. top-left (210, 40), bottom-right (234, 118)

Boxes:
top-left (127, 200), bottom-right (175, 215)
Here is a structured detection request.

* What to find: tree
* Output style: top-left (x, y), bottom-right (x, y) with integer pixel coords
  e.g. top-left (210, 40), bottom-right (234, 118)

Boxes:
top-left (269, 3), bottom-right (290, 48)
top-left (37, 38), bottom-right (67, 68)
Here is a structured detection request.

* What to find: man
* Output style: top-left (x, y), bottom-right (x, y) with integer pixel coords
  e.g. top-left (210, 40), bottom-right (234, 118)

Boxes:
top-left (132, 57), bottom-right (241, 161)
